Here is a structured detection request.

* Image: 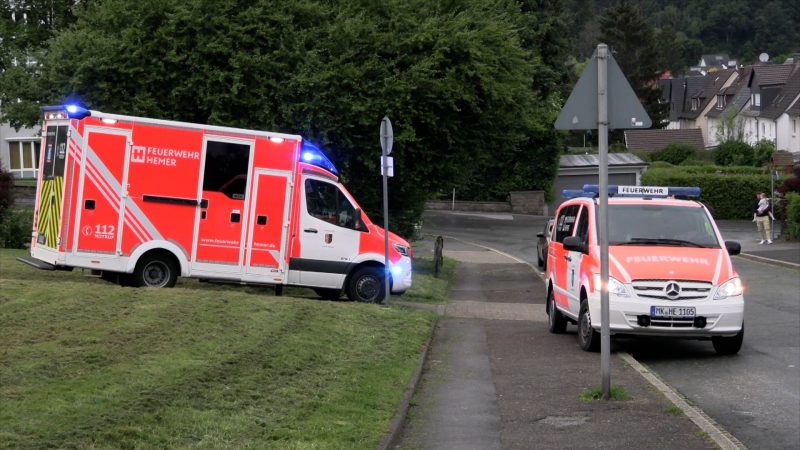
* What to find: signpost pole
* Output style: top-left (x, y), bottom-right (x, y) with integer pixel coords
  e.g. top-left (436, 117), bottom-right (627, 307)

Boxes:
top-left (380, 117), bottom-right (394, 305)
top-left (597, 43), bottom-right (611, 400)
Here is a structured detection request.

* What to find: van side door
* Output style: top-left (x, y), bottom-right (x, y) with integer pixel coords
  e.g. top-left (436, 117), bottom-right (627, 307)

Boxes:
top-left (550, 204), bottom-right (580, 313)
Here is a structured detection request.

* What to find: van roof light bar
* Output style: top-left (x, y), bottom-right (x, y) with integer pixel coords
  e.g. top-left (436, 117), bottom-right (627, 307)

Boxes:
top-left (563, 185), bottom-right (701, 200)
top-left (299, 140), bottom-right (338, 176)
top-left (41, 104), bottom-right (91, 120)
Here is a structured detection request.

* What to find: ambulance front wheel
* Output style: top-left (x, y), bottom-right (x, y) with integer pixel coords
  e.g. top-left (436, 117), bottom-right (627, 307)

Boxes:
top-left (346, 266), bottom-right (386, 303)
top-left (712, 324), bottom-right (744, 355)
top-left (133, 253), bottom-right (178, 288)
top-left (547, 287), bottom-right (567, 334)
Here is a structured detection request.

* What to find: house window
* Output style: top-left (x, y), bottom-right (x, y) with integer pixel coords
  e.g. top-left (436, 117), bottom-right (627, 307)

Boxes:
top-left (7, 140), bottom-right (41, 178)
top-left (691, 99), bottom-right (698, 111)
top-left (794, 119), bottom-right (797, 134)
top-left (752, 93), bottom-right (761, 107)
top-left (716, 95), bottom-right (725, 109)
top-left (762, 123), bottom-right (766, 136)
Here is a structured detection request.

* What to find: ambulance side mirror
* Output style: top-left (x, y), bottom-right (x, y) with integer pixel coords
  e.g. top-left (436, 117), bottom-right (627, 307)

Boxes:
top-left (563, 236), bottom-right (587, 253)
top-left (354, 209), bottom-right (367, 232)
top-left (724, 241), bottom-right (741, 256)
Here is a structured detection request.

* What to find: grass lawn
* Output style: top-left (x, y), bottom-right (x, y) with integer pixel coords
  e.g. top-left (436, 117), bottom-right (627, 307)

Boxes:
top-left (0, 249), bottom-right (445, 449)
top-left (393, 256), bottom-right (455, 304)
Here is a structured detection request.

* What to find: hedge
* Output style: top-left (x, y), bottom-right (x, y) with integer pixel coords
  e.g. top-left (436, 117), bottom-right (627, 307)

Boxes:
top-left (642, 168), bottom-right (772, 219)
top-left (786, 192), bottom-right (800, 240)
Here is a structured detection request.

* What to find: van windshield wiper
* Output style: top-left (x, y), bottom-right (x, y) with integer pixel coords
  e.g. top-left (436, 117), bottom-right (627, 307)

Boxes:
top-left (615, 237), bottom-right (708, 247)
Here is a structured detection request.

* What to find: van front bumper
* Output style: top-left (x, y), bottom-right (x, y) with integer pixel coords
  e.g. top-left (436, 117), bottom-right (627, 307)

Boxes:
top-left (587, 293), bottom-right (744, 338)
top-left (390, 256), bottom-right (413, 293)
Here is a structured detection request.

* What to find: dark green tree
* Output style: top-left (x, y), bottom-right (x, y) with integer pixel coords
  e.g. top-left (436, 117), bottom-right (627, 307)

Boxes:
top-left (2, 0), bottom-right (566, 236)
top-left (599, 1), bottom-right (667, 128)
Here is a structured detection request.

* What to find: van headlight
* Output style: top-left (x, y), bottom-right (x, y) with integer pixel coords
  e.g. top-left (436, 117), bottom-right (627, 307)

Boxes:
top-left (714, 277), bottom-right (743, 299)
top-left (593, 274), bottom-right (630, 297)
top-left (393, 244), bottom-right (410, 257)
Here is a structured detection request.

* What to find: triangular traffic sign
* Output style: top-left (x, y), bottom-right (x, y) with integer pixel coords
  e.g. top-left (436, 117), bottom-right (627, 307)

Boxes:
top-left (555, 49), bottom-right (652, 130)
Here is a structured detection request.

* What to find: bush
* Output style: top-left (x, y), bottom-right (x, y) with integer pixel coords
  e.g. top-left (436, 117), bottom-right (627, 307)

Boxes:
top-left (714, 140), bottom-right (754, 166)
top-left (643, 167), bottom-right (771, 219)
top-left (650, 143), bottom-right (695, 165)
top-left (785, 193), bottom-right (800, 240)
top-left (0, 209), bottom-right (33, 248)
top-left (0, 162), bottom-right (13, 222)
top-left (752, 140), bottom-right (776, 167)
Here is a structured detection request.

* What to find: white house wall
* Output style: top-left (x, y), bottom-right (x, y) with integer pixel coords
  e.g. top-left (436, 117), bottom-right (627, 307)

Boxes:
top-left (776, 114), bottom-right (800, 152)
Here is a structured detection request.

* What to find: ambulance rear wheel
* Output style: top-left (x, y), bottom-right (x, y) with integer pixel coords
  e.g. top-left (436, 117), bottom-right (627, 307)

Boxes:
top-left (346, 266), bottom-right (385, 303)
top-left (547, 288), bottom-right (567, 334)
top-left (133, 253), bottom-right (178, 288)
top-left (578, 300), bottom-right (600, 352)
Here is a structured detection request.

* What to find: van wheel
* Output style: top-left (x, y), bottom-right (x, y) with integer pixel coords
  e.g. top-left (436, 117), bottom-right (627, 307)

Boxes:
top-left (712, 324), bottom-right (744, 355)
top-left (314, 288), bottom-right (342, 300)
top-left (346, 266), bottom-right (385, 303)
top-left (547, 288), bottom-right (567, 333)
top-left (537, 254), bottom-right (544, 267)
top-left (133, 254), bottom-right (178, 288)
top-left (578, 300), bottom-right (600, 352)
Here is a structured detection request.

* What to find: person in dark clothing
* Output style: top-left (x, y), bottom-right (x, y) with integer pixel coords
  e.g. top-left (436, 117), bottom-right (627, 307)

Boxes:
top-left (754, 192), bottom-right (774, 244)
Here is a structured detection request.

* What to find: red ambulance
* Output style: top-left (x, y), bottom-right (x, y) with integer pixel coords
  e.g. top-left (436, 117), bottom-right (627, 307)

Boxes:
top-left (20, 105), bottom-right (412, 302)
top-left (545, 185), bottom-right (745, 355)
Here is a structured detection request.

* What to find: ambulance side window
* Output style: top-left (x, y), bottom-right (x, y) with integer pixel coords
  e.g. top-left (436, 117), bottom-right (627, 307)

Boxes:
top-left (305, 179), bottom-right (359, 230)
top-left (203, 141), bottom-right (251, 200)
top-left (554, 205), bottom-right (580, 243)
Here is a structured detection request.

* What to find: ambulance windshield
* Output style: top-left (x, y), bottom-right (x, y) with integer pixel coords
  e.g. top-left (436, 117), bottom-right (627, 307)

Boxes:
top-left (606, 205), bottom-right (719, 248)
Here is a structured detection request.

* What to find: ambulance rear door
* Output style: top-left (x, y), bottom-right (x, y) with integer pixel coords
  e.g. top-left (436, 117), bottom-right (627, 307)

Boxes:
top-left (243, 168), bottom-right (292, 282)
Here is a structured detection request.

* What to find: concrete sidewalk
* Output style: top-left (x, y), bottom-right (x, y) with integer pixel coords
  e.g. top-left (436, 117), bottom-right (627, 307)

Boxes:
top-left (715, 220), bottom-right (800, 267)
top-left (394, 240), bottom-right (720, 450)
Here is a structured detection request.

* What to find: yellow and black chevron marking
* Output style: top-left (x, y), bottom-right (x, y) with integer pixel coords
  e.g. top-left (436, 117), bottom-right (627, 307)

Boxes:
top-left (37, 177), bottom-right (64, 248)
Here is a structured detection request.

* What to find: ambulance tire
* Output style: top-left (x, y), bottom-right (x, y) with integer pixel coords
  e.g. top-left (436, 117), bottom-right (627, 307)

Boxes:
top-left (712, 324), bottom-right (744, 355)
top-left (547, 288), bottom-right (567, 334)
top-left (578, 300), bottom-right (600, 352)
top-left (314, 288), bottom-right (343, 300)
top-left (132, 253), bottom-right (178, 288)
top-left (346, 266), bottom-right (385, 303)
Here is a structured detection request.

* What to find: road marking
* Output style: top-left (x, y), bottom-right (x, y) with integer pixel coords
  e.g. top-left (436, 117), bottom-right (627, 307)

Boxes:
top-left (619, 352), bottom-right (747, 450)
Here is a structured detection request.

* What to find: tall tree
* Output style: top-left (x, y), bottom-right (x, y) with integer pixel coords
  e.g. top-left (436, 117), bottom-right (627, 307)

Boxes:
top-left (599, 1), bottom-right (667, 128)
top-left (1, 0), bottom-right (566, 236)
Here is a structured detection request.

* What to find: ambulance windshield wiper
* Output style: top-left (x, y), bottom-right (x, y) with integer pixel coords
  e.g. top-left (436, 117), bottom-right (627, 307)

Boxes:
top-left (619, 238), bottom-right (707, 247)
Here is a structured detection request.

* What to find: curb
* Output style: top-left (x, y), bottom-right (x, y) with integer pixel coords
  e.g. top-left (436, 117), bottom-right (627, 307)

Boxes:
top-left (736, 252), bottom-right (800, 270)
top-left (619, 352), bottom-right (747, 450)
top-left (377, 317), bottom-right (439, 450)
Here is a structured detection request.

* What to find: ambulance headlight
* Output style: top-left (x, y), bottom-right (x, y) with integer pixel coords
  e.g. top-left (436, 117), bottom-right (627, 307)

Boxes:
top-left (593, 274), bottom-right (630, 297)
top-left (391, 265), bottom-right (403, 276)
top-left (714, 277), bottom-right (743, 299)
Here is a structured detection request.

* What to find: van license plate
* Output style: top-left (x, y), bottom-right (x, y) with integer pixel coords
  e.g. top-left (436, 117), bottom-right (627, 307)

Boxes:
top-left (650, 306), bottom-right (695, 318)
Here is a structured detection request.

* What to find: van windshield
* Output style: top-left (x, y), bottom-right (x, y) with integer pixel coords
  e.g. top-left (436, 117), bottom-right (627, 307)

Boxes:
top-left (605, 204), bottom-right (720, 248)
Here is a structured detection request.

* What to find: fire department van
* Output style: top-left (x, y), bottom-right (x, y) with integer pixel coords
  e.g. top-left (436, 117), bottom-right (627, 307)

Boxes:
top-left (545, 185), bottom-right (745, 355)
top-left (19, 105), bottom-right (412, 302)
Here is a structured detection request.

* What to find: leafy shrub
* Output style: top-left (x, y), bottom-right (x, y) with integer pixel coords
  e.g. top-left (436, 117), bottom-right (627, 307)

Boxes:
top-left (785, 193), bottom-right (800, 240)
top-left (0, 209), bottom-right (33, 248)
top-left (0, 162), bottom-right (13, 222)
top-left (650, 143), bottom-right (695, 165)
top-left (752, 140), bottom-right (776, 167)
top-left (643, 167), bottom-right (771, 219)
top-left (714, 140), bottom-right (754, 166)
top-left (647, 161), bottom-right (674, 169)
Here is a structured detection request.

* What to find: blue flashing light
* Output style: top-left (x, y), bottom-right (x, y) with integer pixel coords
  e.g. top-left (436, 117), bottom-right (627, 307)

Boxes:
top-left (570, 185), bottom-right (701, 199)
top-left (299, 141), bottom-right (338, 176)
top-left (391, 265), bottom-right (403, 276)
top-left (64, 104), bottom-right (90, 119)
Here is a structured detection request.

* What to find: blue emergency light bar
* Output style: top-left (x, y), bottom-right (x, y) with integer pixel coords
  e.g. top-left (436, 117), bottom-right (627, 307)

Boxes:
top-left (562, 185), bottom-right (701, 200)
top-left (41, 104), bottom-right (92, 121)
top-left (300, 141), bottom-right (338, 176)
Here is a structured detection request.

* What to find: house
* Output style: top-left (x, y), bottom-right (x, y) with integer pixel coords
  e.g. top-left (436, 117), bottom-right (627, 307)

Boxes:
top-left (690, 54), bottom-right (738, 75)
top-left (624, 128), bottom-right (705, 153)
top-left (706, 67), bottom-right (752, 147)
top-left (0, 121), bottom-right (41, 180)
top-left (754, 64), bottom-right (800, 152)
top-left (664, 69), bottom-right (738, 145)
top-left (738, 61), bottom-right (797, 147)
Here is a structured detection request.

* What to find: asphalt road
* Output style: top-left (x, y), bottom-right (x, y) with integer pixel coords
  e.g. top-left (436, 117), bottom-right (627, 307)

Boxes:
top-left (421, 210), bottom-right (800, 450)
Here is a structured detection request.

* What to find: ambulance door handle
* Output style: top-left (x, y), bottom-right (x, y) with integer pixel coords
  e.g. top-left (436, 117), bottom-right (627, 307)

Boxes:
top-left (304, 228), bottom-right (318, 234)
top-left (564, 256), bottom-right (572, 262)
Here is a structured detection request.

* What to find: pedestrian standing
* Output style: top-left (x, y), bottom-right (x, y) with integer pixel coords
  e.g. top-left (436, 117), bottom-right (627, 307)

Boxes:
top-left (754, 192), bottom-right (773, 244)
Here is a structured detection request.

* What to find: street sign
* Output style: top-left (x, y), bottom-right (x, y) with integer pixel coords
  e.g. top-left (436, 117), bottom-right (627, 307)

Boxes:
top-left (380, 156), bottom-right (394, 177)
top-left (380, 116), bottom-right (393, 155)
top-left (555, 49), bottom-right (651, 130)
